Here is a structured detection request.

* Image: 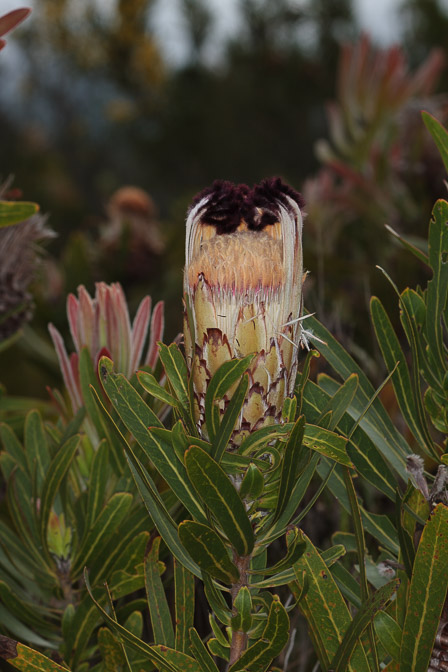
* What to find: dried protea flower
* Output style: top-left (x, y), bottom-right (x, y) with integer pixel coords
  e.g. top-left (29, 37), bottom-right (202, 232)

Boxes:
top-left (100, 186), bottom-right (165, 279)
top-left (0, 186), bottom-right (54, 341)
top-left (184, 177), bottom-right (305, 445)
top-left (49, 282), bottom-right (164, 415)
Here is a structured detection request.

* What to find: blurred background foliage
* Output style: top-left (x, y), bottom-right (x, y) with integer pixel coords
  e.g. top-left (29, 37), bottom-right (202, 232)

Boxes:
top-left (1, 0), bottom-right (448, 399)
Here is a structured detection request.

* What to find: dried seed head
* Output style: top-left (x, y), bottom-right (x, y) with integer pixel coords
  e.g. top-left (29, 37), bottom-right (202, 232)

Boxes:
top-left (184, 177), bottom-right (305, 446)
top-left (0, 206), bottom-right (54, 340)
top-left (406, 453), bottom-right (430, 500)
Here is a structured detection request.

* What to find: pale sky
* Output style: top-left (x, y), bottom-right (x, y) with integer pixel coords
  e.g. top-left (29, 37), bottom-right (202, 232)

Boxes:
top-left (2, 0), bottom-right (448, 67)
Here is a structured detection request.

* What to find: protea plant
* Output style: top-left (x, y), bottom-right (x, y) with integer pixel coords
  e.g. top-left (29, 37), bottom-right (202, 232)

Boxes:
top-left (183, 177), bottom-right (305, 446)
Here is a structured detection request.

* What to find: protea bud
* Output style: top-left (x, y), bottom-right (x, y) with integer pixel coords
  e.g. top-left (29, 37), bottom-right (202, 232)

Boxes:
top-left (184, 177), bottom-right (305, 446)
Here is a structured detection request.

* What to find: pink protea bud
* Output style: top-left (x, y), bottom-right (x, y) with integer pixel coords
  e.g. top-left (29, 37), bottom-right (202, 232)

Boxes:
top-left (49, 282), bottom-right (164, 415)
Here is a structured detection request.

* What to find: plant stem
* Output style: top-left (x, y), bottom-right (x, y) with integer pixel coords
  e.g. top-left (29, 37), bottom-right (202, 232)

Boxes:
top-left (227, 554), bottom-right (251, 669)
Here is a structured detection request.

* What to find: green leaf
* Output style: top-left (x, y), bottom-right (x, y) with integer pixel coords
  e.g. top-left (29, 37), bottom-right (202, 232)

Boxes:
top-left (274, 416), bottom-right (308, 521)
top-left (189, 628), bottom-right (220, 672)
top-left (145, 537), bottom-right (175, 647)
top-left (89, 514), bottom-right (150, 585)
top-left (202, 573), bottom-right (232, 625)
top-left (101, 359), bottom-right (207, 524)
top-left (303, 424), bottom-right (351, 466)
top-left (100, 357), bottom-right (163, 429)
top-left (395, 489), bottom-right (415, 580)
top-left (292, 531), bottom-right (370, 671)
top-left (422, 111), bottom-right (448, 174)
top-left (361, 509), bottom-right (399, 555)
top-left (138, 371), bottom-right (179, 407)
top-left (371, 296), bottom-right (434, 454)
top-left (98, 628), bottom-right (126, 671)
top-left (249, 528), bottom-right (306, 577)
top-left (330, 579), bottom-right (399, 671)
top-left (305, 315), bottom-right (410, 477)
top-left (0, 637), bottom-right (69, 670)
top-left (39, 435), bottom-right (79, 555)
top-left (207, 638), bottom-right (230, 661)
top-left (71, 493), bottom-right (133, 578)
top-left (129, 460), bottom-right (201, 577)
top-left (374, 611), bottom-right (402, 663)
top-left (211, 373), bottom-right (249, 462)
top-left (85, 439), bottom-right (110, 533)
top-left (178, 520), bottom-right (240, 583)
top-left (0, 201), bottom-right (39, 228)
top-left (228, 596), bottom-right (289, 672)
top-left (0, 423), bottom-right (28, 474)
top-left (265, 454), bottom-right (320, 542)
top-left (231, 586), bottom-right (252, 633)
top-left (304, 380), bottom-right (397, 500)
top-left (425, 199), bottom-right (448, 375)
top-left (205, 355), bottom-right (255, 442)
top-left (65, 589), bottom-right (103, 668)
top-left (317, 373), bottom-right (359, 430)
top-left (238, 424), bottom-right (291, 456)
top-left (174, 559), bottom-right (195, 654)
top-left (185, 445), bottom-right (255, 556)
top-left (385, 225), bottom-right (429, 265)
top-left (24, 410), bottom-right (50, 494)
top-left (84, 570), bottom-right (202, 672)
top-left (158, 343), bottom-right (190, 410)
top-left (330, 563), bottom-right (361, 609)
top-left (239, 463), bottom-right (264, 500)
top-left (400, 503), bottom-right (448, 671)
top-left (90, 383), bottom-right (202, 577)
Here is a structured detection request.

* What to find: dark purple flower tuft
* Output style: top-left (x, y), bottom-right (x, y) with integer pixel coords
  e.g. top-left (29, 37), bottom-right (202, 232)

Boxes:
top-left (190, 177), bottom-right (305, 234)
top-left (243, 177), bottom-right (306, 230)
top-left (191, 180), bottom-right (249, 234)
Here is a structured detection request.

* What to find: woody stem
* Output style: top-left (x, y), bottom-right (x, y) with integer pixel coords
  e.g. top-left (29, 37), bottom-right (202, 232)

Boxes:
top-left (227, 554), bottom-right (251, 669)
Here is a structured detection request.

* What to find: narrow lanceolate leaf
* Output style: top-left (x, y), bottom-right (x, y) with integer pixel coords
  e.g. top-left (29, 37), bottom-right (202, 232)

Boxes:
top-left (211, 373), bottom-right (249, 463)
top-left (228, 596), bottom-right (289, 672)
top-left (400, 503), bottom-right (448, 672)
top-left (138, 371), bottom-right (179, 408)
top-left (101, 358), bottom-right (207, 524)
top-left (422, 111), bottom-right (448, 174)
top-left (145, 537), bottom-right (175, 648)
top-left (158, 342), bottom-right (190, 410)
top-left (274, 416), bottom-right (307, 520)
top-left (205, 355), bottom-right (255, 442)
top-left (71, 493), bottom-right (133, 578)
top-left (174, 559), bottom-right (195, 654)
top-left (425, 199), bottom-right (448, 375)
top-left (330, 579), bottom-right (399, 672)
top-left (317, 373), bottom-right (359, 430)
top-left (189, 628), bottom-right (220, 672)
top-left (178, 520), bottom-right (240, 583)
top-left (185, 445), bottom-right (254, 556)
top-left (24, 410), bottom-right (50, 494)
top-left (291, 531), bottom-right (370, 671)
top-left (0, 201), bottom-right (39, 228)
top-left (371, 296), bottom-right (434, 454)
top-left (39, 435), bottom-right (79, 552)
top-left (303, 424), bottom-right (352, 466)
top-left (305, 314), bottom-right (410, 477)
top-left (90, 383), bottom-right (202, 577)
top-left (84, 570), bottom-right (202, 672)
top-left (374, 611), bottom-right (402, 663)
top-left (232, 586), bottom-right (253, 633)
top-left (0, 636), bottom-right (68, 671)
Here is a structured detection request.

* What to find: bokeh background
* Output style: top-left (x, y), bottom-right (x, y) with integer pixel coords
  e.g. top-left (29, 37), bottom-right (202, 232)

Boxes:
top-left (1, 0), bottom-right (448, 397)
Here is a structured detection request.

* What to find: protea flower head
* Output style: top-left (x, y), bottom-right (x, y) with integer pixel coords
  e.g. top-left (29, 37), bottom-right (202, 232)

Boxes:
top-left (49, 282), bottom-right (164, 415)
top-left (184, 177), bottom-right (305, 445)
